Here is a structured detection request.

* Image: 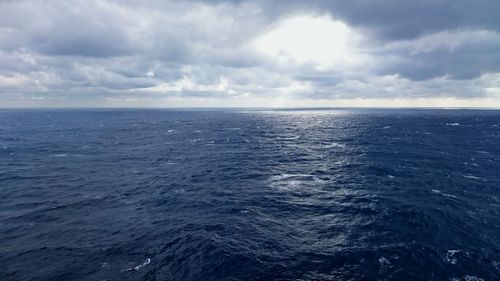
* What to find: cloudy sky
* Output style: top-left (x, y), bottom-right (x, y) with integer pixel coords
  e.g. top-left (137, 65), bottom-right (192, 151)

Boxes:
top-left (1, 0), bottom-right (500, 107)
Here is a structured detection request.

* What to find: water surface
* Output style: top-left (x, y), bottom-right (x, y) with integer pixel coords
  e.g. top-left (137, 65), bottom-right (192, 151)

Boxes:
top-left (1, 109), bottom-right (499, 281)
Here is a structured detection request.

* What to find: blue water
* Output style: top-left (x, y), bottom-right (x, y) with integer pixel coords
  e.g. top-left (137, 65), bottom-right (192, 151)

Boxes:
top-left (1, 109), bottom-right (500, 281)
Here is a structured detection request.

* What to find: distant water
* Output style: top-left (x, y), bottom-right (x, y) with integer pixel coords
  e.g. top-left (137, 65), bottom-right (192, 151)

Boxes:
top-left (1, 109), bottom-right (500, 281)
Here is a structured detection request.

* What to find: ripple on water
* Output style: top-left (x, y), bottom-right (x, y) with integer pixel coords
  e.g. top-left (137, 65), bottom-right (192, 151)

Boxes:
top-left (1, 109), bottom-right (500, 281)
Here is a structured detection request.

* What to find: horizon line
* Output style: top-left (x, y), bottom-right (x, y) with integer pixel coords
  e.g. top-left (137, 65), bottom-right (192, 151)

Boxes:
top-left (1, 106), bottom-right (500, 110)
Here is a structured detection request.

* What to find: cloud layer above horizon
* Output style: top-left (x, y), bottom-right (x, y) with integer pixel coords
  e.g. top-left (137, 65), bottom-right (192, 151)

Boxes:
top-left (1, 0), bottom-right (500, 107)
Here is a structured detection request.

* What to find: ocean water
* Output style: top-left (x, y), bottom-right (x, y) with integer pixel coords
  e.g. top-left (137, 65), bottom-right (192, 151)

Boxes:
top-left (1, 109), bottom-right (499, 281)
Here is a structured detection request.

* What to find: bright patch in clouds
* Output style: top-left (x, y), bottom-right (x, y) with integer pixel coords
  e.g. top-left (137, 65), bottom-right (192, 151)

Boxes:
top-left (254, 16), bottom-right (355, 67)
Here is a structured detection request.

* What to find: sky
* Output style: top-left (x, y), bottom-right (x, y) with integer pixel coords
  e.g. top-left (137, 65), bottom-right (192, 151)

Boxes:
top-left (0, 0), bottom-right (500, 108)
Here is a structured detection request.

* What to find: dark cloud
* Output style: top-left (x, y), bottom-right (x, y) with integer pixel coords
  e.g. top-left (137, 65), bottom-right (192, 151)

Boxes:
top-left (203, 0), bottom-right (500, 40)
top-left (371, 29), bottom-right (500, 80)
top-left (320, 0), bottom-right (500, 40)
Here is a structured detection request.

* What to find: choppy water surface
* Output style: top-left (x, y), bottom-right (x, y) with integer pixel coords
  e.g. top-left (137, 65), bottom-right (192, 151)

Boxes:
top-left (1, 109), bottom-right (500, 281)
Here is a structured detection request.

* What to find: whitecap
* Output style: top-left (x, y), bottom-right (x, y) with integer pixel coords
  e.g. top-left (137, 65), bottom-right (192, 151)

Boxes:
top-left (446, 123), bottom-right (461, 126)
top-left (382, 126), bottom-right (392, 129)
top-left (277, 135), bottom-right (299, 140)
top-left (50, 154), bottom-right (67, 157)
top-left (134, 258), bottom-right (151, 271)
top-left (463, 275), bottom-right (484, 281)
top-left (122, 258), bottom-right (151, 272)
top-left (378, 256), bottom-right (392, 269)
top-left (432, 189), bottom-right (458, 199)
top-left (269, 173), bottom-right (313, 181)
top-left (446, 249), bottom-right (461, 265)
top-left (462, 175), bottom-right (485, 181)
top-left (167, 129), bottom-right (174, 133)
top-left (387, 175), bottom-right (395, 179)
top-left (324, 142), bottom-right (345, 149)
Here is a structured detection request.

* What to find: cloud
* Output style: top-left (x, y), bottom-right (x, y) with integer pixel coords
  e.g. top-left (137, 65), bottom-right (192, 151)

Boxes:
top-left (0, 0), bottom-right (499, 107)
top-left (373, 29), bottom-right (500, 80)
top-left (255, 0), bottom-right (500, 40)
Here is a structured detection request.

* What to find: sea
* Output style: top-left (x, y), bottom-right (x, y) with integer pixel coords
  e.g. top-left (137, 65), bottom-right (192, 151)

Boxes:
top-left (0, 108), bottom-right (499, 281)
